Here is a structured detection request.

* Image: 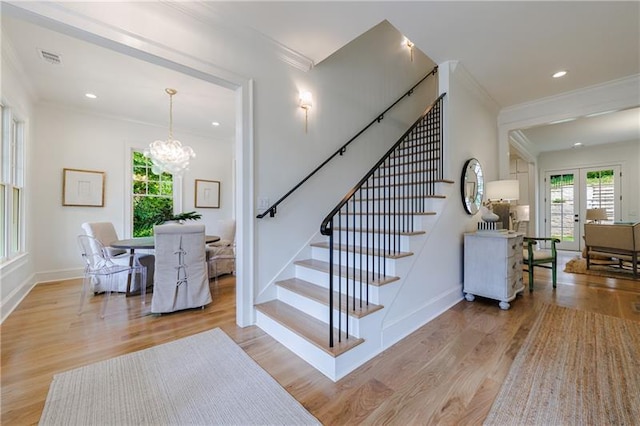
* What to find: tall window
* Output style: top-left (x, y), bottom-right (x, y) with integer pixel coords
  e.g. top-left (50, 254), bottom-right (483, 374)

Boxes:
top-left (1, 104), bottom-right (25, 261)
top-left (131, 151), bottom-right (173, 237)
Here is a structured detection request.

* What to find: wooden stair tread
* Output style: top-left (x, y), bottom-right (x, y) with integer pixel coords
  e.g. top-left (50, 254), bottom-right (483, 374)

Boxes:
top-left (311, 241), bottom-right (413, 259)
top-left (334, 227), bottom-right (425, 236)
top-left (294, 259), bottom-right (399, 286)
top-left (255, 300), bottom-right (364, 357)
top-left (277, 278), bottom-right (383, 319)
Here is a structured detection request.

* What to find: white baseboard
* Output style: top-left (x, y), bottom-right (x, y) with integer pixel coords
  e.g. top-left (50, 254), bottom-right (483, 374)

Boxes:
top-left (1, 268), bottom-right (83, 324)
top-left (1, 273), bottom-right (37, 324)
top-left (381, 286), bottom-right (463, 349)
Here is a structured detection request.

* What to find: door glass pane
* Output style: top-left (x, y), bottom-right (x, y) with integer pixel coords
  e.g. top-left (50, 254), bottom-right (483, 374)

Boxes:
top-left (550, 173), bottom-right (575, 242)
top-left (585, 169), bottom-right (614, 222)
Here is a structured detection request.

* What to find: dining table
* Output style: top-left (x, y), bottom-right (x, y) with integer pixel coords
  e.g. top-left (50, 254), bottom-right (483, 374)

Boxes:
top-left (111, 235), bottom-right (220, 296)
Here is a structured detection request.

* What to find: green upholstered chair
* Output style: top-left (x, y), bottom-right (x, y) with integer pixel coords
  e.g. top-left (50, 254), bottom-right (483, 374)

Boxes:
top-left (523, 237), bottom-right (560, 291)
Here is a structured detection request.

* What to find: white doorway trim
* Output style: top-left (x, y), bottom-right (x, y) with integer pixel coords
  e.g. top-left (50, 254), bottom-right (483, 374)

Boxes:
top-left (6, 2), bottom-right (256, 327)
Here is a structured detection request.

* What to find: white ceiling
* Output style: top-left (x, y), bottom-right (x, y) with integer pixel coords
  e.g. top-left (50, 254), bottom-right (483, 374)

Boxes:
top-left (2, 1), bottom-right (639, 153)
top-left (1, 14), bottom-right (237, 141)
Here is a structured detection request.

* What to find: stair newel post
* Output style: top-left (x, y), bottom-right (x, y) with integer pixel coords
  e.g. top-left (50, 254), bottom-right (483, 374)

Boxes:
top-left (328, 218), bottom-right (334, 348)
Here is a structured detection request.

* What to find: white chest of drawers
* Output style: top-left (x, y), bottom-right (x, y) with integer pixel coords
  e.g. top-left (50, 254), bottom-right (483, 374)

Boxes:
top-left (463, 232), bottom-right (524, 310)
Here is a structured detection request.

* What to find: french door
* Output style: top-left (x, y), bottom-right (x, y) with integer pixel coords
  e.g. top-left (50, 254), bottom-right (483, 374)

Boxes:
top-left (545, 165), bottom-right (620, 251)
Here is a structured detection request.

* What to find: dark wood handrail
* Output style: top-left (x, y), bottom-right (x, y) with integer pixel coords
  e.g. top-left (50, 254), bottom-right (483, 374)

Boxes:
top-left (256, 66), bottom-right (439, 219)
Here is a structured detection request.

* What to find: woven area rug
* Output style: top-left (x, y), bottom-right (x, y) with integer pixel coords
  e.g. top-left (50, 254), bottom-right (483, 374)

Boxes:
top-left (485, 304), bottom-right (640, 425)
top-left (40, 328), bottom-right (319, 425)
top-left (565, 257), bottom-right (639, 282)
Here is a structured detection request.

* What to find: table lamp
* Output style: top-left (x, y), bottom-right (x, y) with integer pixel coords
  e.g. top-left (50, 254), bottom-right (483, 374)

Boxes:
top-left (485, 180), bottom-right (519, 230)
top-left (586, 208), bottom-right (608, 223)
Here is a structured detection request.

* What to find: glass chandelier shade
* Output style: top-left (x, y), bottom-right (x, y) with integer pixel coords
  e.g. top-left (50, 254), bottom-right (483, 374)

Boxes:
top-left (145, 88), bottom-right (195, 176)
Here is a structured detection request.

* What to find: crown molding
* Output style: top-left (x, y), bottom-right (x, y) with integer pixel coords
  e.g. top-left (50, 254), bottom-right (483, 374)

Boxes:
top-left (509, 130), bottom-right (538, 162)
top-left (499, 74), bottom-right (640, 129)
top-left (160, 1), bottom-right (315, 72)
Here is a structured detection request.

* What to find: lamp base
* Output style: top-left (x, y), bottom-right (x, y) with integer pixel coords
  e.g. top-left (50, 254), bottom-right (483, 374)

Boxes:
top-left (492, 202), bottom-right (511, 231)
top-left (477, 222), bottom-right (504, 232)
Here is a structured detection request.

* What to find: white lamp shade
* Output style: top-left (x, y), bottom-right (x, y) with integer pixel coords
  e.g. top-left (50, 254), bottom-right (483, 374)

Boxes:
top-left (586, 208), bottom-right (608, 221)
top-left (486, 180), bottom-right (519, 202)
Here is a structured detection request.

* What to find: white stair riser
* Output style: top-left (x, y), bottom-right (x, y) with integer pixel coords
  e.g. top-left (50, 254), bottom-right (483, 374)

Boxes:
top-left (331, 214), bottom-right (425, 230)
top-left (311, 246), bottom-right (398, 275)
top-left (345, 199), bottom-right (440, 213)
top-left (334, 231), bottom-right (411, 251)
top-left (276, 286), bottom-right (362, 336)
top-left (356, 187), bottom-right (440, 199)
top-left (293, 265), bottom-right (382, 304)
top-left (256, 312), bottom-right (339, 381)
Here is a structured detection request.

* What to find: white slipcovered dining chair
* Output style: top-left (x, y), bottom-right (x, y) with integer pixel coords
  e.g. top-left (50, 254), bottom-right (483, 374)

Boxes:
top-left (77, 235), bottom-right (147, 318)
top-left (206, 219), bottom-right (236, 282)
top-left (81, 222), bottom-right (154, 293)
top-left (151, 223), bottom-right (212, 314)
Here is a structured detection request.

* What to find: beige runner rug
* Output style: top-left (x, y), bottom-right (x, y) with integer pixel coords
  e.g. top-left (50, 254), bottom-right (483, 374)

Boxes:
top-left (40, 328), bottom-right (319, 425)
top-left (485, 304), bottom-right (640, 425)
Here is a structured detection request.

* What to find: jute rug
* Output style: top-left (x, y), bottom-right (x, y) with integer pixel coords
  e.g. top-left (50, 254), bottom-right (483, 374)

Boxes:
top-left (564, 257), bottom-right (639, 286)
top-left (485, 304), bottom-right (640, 425)
top-left (39, 328), bottom-right (319, 425)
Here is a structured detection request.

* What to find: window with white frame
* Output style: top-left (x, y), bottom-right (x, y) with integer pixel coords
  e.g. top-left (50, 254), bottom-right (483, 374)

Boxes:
top-left (1, 103), bottom-right (25, 262)
top-left (131, 150), bottom-right (174, 237)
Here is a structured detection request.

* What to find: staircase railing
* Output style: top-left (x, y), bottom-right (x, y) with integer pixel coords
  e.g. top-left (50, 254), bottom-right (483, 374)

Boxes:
top-left (256, 65), bottom-right (439, 219)
top-left (320, 93), bottom-right (446, 348)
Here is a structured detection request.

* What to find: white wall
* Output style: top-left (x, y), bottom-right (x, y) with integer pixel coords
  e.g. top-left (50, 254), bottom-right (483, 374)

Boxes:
top-left (381, 61), bottom-right (501, 338)
top-left (32, 103), bottom-right (233, 280)
top-left (0, 40), bottom-right (38, 321)
top-left (253, 21), bottom-right (438, 300)
top-left (537, 139), bottom-right (640, 229)
top-left (2, 4), bottom-right (439, 324)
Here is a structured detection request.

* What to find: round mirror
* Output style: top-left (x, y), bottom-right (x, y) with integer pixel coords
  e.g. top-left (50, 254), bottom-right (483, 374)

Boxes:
top-left (461, 158), bottom-right (484, 215)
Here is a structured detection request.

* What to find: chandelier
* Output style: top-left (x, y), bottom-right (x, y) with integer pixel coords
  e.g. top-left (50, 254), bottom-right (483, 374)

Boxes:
top-left (145, 88), bottom-right (195, 175)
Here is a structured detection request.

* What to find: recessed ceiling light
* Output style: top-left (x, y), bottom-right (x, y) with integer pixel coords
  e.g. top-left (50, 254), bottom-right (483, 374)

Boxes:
top-left (585, 110), bottom-right (617, 118)
top-left (211, 121), bottom-right (220, 127)
top-left (552, 70), bottom-right (567, 78)
top-left (573, 142), bottom-right (583, 148)
top-left (548, 117), bottom-right (576, 125)
top-left (85, 93), bottom-right (97, 99)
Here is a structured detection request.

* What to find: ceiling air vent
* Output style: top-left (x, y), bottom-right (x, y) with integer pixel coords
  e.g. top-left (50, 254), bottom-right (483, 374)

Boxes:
top-left (37, 48), bottom-right (62, 65)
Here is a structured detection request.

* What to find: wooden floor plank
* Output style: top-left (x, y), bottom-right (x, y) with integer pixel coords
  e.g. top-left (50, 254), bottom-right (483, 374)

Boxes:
top-left (2, 253), bottom-right (639, 425)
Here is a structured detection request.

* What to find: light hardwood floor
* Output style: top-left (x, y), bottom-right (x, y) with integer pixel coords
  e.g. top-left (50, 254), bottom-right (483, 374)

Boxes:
top-left (2, 253), bottom-right (639, 425)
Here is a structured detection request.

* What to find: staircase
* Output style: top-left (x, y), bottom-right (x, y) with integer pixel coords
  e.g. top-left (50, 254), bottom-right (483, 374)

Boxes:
top-left (256, 94), bottom-right (449, 381)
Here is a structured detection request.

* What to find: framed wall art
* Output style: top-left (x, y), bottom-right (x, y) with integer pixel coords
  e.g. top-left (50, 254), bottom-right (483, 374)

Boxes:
top-left (63, 168), bottom-right (105, 207)
top-left (195, 179), bottom-right (220, 208)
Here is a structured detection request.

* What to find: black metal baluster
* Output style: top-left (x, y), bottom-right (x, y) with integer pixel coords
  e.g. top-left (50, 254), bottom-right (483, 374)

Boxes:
top-left (328, 219), bottom-right (334, 348)
top-left (338, 211), bottom-right (342, 343)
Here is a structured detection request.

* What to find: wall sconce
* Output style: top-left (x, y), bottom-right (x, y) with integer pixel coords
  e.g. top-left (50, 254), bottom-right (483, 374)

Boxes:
top-left (405, 38), bottom-right (414, 62)
top-left (299, 91), bottom-right (313, 133)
